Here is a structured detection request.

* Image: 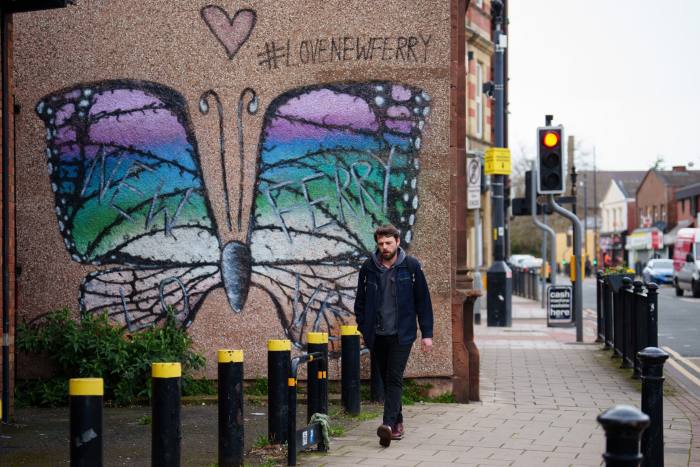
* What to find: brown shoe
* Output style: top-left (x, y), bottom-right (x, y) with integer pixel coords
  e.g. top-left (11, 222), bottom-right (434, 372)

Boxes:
top-left (377, 424), bottom-right (392, 447)
top-left (391, 422), bottom-right (404, 440)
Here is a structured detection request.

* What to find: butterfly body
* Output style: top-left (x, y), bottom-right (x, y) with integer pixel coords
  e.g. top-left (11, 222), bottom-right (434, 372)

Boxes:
top-left (221, 240), bottom-right (252, 313)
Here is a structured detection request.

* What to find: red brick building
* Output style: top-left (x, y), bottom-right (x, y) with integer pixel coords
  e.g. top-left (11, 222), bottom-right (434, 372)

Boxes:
top-left (676, 181), bottom-right (700, 227)
top-left (632, 167), bottom-right (700, 261)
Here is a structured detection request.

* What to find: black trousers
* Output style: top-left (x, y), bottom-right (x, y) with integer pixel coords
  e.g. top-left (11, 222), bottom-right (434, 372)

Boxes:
top-left (373, 335), bottom-right (412, 426)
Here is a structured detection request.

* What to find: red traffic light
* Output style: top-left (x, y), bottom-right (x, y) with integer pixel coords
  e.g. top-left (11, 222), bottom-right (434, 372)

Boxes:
top-left (542, 131), bottom-right (560, 148)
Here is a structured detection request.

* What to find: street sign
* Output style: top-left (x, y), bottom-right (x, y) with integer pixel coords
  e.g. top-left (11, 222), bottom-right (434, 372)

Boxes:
top-left (547, 285), bottom-right (573, 325)
top-left (467, 157), bottom-right (481, 209)
top-left (484, 147), bottom-right (511, 175)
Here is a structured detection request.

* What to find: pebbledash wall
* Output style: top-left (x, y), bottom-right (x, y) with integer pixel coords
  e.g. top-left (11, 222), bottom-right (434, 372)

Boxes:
top-left (13, 1), bottom-right (452, 379)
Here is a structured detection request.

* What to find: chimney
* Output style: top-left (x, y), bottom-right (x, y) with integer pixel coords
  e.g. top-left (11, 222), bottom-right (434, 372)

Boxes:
top-left (672, 165), bottom-right (687, 172)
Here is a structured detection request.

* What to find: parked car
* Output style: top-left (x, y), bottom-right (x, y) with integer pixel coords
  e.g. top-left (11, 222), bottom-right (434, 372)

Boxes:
top-left (507, 254), bottom-right (542, 270)
top-left (642, 259), bottom-right (674, 284)
top-left (507, 254), bottom-right (535, 268)
top-left (672, 228), bottom-right (700, 297)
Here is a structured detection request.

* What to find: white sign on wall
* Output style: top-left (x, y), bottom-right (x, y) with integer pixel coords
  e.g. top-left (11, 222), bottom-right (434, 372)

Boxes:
top-left (467, 156), bottom-right (481, 209)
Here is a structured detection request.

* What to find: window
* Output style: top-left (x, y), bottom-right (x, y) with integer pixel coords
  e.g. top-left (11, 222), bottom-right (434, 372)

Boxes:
top-left (661, 205), bottom-right (666, 221)
top-left (475, 62), bottom-right (483, 139)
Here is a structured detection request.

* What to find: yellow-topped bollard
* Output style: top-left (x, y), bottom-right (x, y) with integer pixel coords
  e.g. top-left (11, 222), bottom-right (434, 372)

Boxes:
top-left (217, 350), bottom-right (244, 467)
top-left (151, 362), bottom-right (181, 467)
top-left (69, 377), bottom-right (103, 467)
top-left (341, 326), bottom-right (362, 415)
top-left (267, 339), bottom-right (291, 444)
top-left (306, 332), bottom-right (328, 431)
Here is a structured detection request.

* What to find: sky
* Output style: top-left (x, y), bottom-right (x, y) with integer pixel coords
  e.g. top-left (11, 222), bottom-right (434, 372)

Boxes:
top-left (508, 0), bottom-right (700, 171)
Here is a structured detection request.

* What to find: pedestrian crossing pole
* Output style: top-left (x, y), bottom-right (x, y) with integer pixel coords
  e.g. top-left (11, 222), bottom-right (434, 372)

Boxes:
top-left (486, 0), bottom-right (513, 327)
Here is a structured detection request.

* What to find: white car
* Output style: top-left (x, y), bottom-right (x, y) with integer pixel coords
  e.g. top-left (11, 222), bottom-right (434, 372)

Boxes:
top-left (508, 254), bottom-right (541, 269)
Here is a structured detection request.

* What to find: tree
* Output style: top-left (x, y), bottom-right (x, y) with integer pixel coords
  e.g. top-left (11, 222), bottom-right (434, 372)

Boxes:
top-left (651, 155), bottom-right (665, 170)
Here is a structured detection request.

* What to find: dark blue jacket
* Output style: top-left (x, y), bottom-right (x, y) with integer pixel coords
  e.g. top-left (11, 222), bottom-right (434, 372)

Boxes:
top-left (354, 254), bottom-right (433, 349)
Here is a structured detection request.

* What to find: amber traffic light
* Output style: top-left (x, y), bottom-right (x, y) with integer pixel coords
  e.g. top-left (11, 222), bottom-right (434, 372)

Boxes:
top-left (537, 126), bottom-right (565, 194)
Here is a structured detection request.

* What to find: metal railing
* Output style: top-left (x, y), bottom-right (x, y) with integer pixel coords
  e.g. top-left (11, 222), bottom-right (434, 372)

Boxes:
top-left (511, 266), bottom-right (540, 301)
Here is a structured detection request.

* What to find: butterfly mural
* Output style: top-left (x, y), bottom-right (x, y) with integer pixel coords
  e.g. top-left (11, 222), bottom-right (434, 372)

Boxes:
top-left (34, 79), bottom-right (432, 350)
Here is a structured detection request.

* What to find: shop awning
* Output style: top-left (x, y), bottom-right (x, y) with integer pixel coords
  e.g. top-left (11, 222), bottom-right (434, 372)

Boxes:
top-left (626, 227), bottom-right (663, 250)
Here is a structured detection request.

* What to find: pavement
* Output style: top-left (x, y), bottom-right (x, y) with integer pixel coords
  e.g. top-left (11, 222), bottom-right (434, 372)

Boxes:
top-left (302, 295), bottom-right (699, 467)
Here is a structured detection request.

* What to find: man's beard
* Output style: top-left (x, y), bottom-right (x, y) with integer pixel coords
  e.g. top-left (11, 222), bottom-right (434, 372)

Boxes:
top-left (381, 249), bottom-right (397, 260)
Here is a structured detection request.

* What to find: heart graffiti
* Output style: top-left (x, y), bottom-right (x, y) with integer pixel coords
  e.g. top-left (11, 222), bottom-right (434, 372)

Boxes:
top-left (201, 5), bottom-right (257, 60)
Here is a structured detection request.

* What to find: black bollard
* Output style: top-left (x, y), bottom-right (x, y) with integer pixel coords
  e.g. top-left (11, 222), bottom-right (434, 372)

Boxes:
top-left (218, 349), bottom-right (244, 467)
top-left (638, 347), bottom-right (669, 467)
top-left (597, 405), bottom-right (649, 467)
top-left (69, 378), bottom-right (103, 467)
top-left (341, 325), bottom-right (361, 415)
top-left (307, 332), bottom-right (328, 426)
top-left (645, 283), bottom-right (659, 347)
top-left (152, 362), bottom-right (181, 467)
top-left (268, 339), bottom-right (291, 444)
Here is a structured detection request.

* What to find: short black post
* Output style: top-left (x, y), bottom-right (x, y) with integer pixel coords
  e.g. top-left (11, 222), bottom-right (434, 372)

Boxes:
top-left (638, 347), bottom-right (669, 467)
top-left (632, 281), bottom-right (645, 379)
top-left (287, 368), bottom-right (298, 466)
top-left (621, 277), bottom-right (633, 369)
top-left (597, 405), bottom-right (649, 467)
top-left (307, 333), bottom-right (328, 432)
top-left (596, 271), bottom-right (604, 343)
top-left (604, 277), bottom-right (613, 349)
top-left (268, 339), bottom-right (291, 444)
top-left (152, 362), bottom-right (181, 467)
top-left (341, 325), bottom-right (361, 415)
top-left (69, 378), bottom-right (103, 467)
top-left (645, 283), bottom-right (659, 347)
top-left (218, 350), bottom-right (244, 467)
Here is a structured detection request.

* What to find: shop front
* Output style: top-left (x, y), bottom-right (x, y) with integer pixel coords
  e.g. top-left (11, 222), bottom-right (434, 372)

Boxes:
top-left (626, 227), bottom-right (665, 274)
top-left (600, 233), bottom-right (627, 267)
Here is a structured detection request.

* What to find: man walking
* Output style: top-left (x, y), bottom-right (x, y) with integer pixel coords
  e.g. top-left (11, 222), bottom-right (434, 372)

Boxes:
top-left (354, 224), bottom-right (434, 447)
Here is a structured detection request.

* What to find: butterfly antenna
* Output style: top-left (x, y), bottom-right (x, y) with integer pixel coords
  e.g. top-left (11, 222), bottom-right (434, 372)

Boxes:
top-left (200, 90), bottom-right (233, 231)
top-left (237, 88), bottom-right (258, 232)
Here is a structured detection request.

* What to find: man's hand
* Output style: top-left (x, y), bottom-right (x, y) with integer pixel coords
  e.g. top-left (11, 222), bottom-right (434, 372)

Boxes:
top-left (421, 338), bottom-right (433, 352)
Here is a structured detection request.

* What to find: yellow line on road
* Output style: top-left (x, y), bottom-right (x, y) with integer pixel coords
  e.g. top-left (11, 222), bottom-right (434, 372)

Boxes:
top-left (662, 346), bottom-right (700, 388)
top-left (662, 346), bottom-right (700, 373)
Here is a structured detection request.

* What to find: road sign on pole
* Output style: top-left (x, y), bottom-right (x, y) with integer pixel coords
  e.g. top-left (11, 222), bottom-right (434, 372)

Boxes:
top-left (467, 156), bottom-right (481, 209)
top-left (484, 147), bottom-right (511, 175)
top-left (547, 285), bottom-right (573, 326)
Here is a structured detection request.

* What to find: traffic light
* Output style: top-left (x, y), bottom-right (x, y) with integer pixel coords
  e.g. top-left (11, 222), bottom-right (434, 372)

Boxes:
top-left (537, 126), bottom-right (565, 194)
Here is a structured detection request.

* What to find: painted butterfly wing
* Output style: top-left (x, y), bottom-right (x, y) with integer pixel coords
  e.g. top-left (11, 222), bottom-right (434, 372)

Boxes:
top-left (80, 265), bottom-right (221, 331)
top-left (249, 82), bottom-right (431, 349)
top-left (35, 80), bottom-right (220, 267)
top-left (35, 81), bottom-right (222, 328)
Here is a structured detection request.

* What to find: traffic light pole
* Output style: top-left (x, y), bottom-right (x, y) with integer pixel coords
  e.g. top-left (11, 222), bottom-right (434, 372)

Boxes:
top-left (547, 195), bottom-right (583, 342)
top-left (529, 167), bottom-right (556, 290)
top-left (486, 3), bottom-right (512, 327)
